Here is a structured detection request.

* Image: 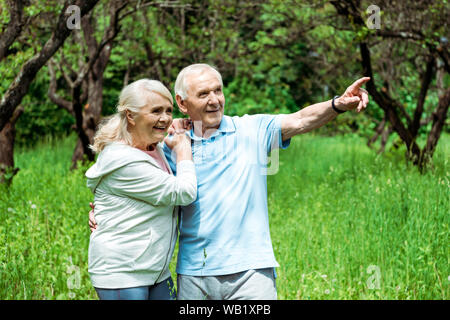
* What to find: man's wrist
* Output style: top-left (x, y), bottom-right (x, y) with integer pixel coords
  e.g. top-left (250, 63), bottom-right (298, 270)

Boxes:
top-left (332, 95), bottom-right (346, 114)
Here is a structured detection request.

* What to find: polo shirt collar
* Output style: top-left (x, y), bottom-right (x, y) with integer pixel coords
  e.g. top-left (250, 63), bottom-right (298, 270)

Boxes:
top-left (187, 115), bottom-right (236, 141)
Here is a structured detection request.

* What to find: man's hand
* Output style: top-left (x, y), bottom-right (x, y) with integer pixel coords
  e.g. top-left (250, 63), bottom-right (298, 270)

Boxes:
top-left (168, 118), bottom-right (192, 135)
top-left (281, 77), bottom-right (371, 140)
top-left (89, 202), bottom-right (97, 232)
top-left (335, 77), bottom-right (370, 113)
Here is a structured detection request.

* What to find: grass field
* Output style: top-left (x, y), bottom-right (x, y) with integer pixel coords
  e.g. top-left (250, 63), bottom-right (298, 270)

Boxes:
top-left (0, 133), bottom-right (448, 299)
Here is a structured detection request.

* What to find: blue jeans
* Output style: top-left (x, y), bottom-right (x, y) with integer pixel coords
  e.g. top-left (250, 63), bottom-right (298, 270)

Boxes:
top-left (95, 277), bottom-right (176, 300)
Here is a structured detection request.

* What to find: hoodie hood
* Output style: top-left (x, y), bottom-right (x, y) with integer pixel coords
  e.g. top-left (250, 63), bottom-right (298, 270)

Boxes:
top-left (86, 142), bottom-right (162, 193)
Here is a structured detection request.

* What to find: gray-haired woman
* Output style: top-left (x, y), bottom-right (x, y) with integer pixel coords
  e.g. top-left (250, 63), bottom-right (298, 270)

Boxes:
top-left (85, 79), bottom-right (196, 300)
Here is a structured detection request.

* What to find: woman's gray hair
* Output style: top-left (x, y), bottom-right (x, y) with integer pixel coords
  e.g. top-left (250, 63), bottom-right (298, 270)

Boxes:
top-left (174, 63), bottom-right (223, 100)
top-left (90, 79), bottom-right (173, 153)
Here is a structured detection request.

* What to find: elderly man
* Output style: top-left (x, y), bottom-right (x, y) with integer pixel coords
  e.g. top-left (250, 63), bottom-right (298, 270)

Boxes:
top-left (90, 63), bottom-right (369, 300)
top-left (166, 64), bottom-right (369, 300)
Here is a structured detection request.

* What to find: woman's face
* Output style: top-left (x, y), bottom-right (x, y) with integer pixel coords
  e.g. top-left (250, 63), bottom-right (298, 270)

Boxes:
top-left (130, 92), bottom-right (173, 147)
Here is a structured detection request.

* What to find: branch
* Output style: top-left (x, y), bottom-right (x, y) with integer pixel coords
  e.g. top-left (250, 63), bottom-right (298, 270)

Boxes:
top-left (57, 52), bottom-right (77, 88)
top-left (0, 0), bottom-right (30, 61)
top-left (367, 116), bottom-right (386, 148)
top-left (378, 125), bottom-right (393, 155)
top-left (0, 0), bottom-right (100, 131)
top-left (374, 30), bottom-right (425, 42)
top-left (73, 0), bottom-right (129, 87)
top-left (119, 1), bottom-right (192, 20)
top-left (375, 29), bottom-right (449, 73)
top-left (410, 54), bottom-right (435, 137)
top-left (436, 45), bottom-right (450, 74)
top-left (9, 106), bottom-right (24, 126)
top-left (423, 88), bottom-right (450, 157)
top-left (47, 59), bottom-right (73, 113)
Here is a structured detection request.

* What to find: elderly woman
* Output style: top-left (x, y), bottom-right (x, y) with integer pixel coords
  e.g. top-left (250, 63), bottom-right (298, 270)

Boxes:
top-left (85, 79), bottom-right (196, 300)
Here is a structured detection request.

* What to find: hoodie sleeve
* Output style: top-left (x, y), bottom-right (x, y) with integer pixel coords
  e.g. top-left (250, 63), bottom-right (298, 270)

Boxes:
top-left (105, 159), bottom-right (197, 207)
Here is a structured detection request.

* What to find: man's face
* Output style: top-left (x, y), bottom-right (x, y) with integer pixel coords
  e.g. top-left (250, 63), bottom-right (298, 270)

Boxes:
top-left (178, 69), bottom-right (225, 133)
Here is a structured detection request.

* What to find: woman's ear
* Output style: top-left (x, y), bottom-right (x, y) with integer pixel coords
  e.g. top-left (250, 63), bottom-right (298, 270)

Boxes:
top-left (175, 95), bottom-right (188, 115)
top-left (126, 109), bottom-right (135, 126)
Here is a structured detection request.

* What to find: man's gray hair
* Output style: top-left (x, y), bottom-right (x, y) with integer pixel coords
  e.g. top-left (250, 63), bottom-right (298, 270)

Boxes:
top-left (174, 63), bottom-right (223, 100)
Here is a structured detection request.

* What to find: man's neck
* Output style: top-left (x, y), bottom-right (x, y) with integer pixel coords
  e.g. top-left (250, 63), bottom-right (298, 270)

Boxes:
top-left (192, 122), bottom-right (220, 139)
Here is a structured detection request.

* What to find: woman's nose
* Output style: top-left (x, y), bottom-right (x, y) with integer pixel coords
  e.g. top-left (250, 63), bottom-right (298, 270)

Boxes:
top-left (160, 112), bottom-right (171, 123)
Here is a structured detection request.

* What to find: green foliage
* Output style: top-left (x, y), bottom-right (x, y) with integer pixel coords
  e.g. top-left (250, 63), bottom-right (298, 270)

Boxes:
top-left (1, 0), bottom-right (447, 157)
top-left (269, 133), bottom-right (449, 300)
top-left (0, 135), bottom-right (97, 299)
top-left (223, 78), bottom-right (292, 116)
top-left (0, 0), bottom-right (73, 146)
top-left (14, 68), bottom-right (74, 147)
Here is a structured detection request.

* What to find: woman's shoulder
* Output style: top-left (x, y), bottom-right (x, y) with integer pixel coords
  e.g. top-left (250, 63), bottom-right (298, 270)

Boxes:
top-left (101, 142), bottom-right (149, 160)
top-left (88, 143), bottom-right (153, 177)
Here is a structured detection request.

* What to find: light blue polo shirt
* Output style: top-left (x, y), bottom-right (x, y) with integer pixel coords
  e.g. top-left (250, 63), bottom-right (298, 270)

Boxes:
top-left (163, 114), bottom-right (290, 276)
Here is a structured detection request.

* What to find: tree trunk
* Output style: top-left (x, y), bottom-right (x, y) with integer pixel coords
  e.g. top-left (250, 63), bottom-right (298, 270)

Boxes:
top-left (70, 84), bottom-right (95, 169)
top-left (410, 55), bottom-right (435, 138)
top-left (69, 2), bottom-right (126, 168)
top-left (331, 1), bottom-right (447, 169)
top-left (0, 106), bottom-right (24, 186)
top-left (359, 42), bottom-right (422, 164)
top-left (367, 117), bottom-right (386, 148)
top-left (419, 88), bottom-right (450, 169)
top-left (70, 39), bottom-right (111, 168)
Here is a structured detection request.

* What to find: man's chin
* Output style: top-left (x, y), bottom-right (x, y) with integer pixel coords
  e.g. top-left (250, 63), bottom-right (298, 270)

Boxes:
top-left (205, 117), bottom-right (222, 129)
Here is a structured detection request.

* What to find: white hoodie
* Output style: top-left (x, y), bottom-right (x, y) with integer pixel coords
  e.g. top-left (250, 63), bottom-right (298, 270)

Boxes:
top-left (85, 142), bottom-right (196, 289)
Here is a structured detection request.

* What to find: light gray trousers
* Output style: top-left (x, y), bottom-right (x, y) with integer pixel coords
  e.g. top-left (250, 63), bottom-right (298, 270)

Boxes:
top-left (177, 268), bottom-right (277, 300)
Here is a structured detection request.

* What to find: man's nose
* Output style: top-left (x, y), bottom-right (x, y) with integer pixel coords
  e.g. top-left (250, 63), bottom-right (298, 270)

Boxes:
top-left (208, 92), bottom-right (220, 105)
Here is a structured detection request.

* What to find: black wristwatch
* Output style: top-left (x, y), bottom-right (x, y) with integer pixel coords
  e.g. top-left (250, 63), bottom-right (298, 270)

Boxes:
top-left (332, 95), bottom-right (346, 114)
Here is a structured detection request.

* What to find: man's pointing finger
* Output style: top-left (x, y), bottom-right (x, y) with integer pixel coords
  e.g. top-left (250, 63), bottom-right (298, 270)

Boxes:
top-left (349, 77), bottom-right (371, 91)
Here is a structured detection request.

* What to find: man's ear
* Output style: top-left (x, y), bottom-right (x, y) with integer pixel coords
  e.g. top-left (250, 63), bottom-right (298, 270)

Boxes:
top-left (175, 94), bottom-right (188, 115)
top-left (126, 110), bottom-right (135, 126)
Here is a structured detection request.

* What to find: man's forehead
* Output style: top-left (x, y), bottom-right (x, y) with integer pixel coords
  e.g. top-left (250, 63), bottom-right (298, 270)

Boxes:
top-left (186, 69), bottom-right (221, 92)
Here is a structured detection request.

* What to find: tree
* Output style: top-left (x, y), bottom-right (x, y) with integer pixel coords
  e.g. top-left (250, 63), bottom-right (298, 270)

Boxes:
top-left (0, 106), bottom-right (23, 185)
top-left (0, 0), bottom-right (99, 184)
top-left (330, 0), bottom-right (449, 169)
top-left (48, 0), bottom-right (129, 168)
top-left (0, 0), bottom-right (29, 62)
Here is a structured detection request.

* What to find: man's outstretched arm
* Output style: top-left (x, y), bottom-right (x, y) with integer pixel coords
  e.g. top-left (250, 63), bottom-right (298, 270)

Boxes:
top-left (281, 77), bottom-right (370, 141)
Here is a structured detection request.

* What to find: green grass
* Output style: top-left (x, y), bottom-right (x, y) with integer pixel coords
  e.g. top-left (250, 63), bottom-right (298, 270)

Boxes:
top-left (269, 134), bottom-right (449, 299)
top-left (0, 133), bottom-right (448, 299)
